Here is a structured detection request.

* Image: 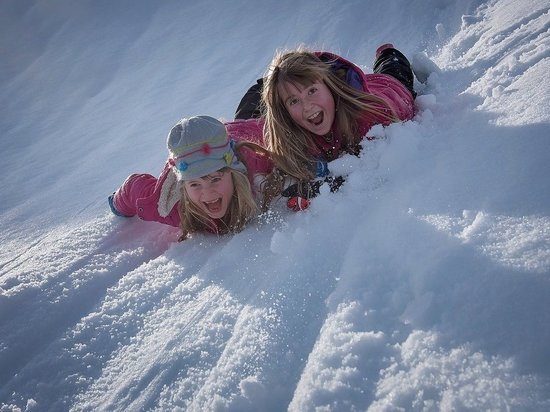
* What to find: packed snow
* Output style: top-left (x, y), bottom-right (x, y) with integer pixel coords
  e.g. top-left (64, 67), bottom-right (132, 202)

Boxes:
top-left (1, 0), bottom-right (549, 410)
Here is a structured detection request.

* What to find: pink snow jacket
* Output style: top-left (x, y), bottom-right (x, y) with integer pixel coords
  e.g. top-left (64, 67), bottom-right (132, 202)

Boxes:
top-left (112, 118), bottom-right (272, 228)
top-left (312, 51), bottom-right (415, 161)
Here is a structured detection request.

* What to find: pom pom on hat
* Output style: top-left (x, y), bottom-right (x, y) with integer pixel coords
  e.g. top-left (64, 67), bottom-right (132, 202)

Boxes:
top-left (167, 116), bottom-right (244, 181)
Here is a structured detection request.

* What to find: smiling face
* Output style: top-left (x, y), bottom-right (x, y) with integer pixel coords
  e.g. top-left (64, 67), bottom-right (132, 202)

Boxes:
top-left (279, 80), bottom-right (336, 136)
top-left (183, 170), bottom-right (234, 219)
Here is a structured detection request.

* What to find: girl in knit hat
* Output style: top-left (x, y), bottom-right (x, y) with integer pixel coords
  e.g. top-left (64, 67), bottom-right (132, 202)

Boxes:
top-left (109, 116), bottom-right (273, 240)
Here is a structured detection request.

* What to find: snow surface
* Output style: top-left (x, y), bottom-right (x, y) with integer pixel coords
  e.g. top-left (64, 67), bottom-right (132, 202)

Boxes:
top-left (1, 0), bottom-right (549, 410)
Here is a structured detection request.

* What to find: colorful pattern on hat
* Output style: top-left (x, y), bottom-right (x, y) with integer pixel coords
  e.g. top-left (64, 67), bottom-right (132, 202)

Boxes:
top-left (167, 116), bottom-right (244, 180)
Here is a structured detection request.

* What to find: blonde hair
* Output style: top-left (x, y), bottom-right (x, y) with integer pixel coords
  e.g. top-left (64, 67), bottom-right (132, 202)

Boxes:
top-left (178, 167), bottom-right (258, 241)
top-left (234, 140), bottom-right (285, 212)
top-left (262, 47), bottom-right (395, 181)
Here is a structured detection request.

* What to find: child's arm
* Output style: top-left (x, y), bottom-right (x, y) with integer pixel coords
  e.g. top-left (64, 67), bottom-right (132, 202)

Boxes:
top-left (110, 173), bottom-right (158, 217)
top-left (225, 118), bottom-right (265, 145)
top-left (109, 162), bottom-right (181, 228)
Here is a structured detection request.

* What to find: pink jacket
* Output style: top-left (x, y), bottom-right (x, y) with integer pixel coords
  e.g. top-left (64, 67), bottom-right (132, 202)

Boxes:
top-left (112, 118), bottom-right (272, 228)
top-left (312, 51), bottom-right (415, 161)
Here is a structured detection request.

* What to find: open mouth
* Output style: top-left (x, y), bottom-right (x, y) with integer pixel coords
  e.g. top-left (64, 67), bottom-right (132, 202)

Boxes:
top-left (203, 198), bottom-right (222, 214)
top-left (308, 111), bottom-right (324, 126)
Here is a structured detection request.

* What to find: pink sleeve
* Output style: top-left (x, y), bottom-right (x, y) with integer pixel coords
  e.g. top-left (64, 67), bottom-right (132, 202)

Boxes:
top-left (225, 118), bottom-right (265, 145)
top-left (356, 74), bottom-right (415, 137)
top-left (363, 73), bottom-right (415, 121)
top-left (112, 173), bottom-right (158, 217)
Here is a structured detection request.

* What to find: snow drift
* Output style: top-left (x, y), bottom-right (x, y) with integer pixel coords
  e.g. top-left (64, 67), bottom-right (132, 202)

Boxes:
top-left (1, 0), bottom-right (549, 410)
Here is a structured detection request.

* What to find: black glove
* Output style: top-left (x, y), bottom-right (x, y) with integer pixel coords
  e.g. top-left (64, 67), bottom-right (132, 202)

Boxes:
top-left (324, 175), bottom-right (346, 193)
top-left (281, 176), bottom-right (345, 199)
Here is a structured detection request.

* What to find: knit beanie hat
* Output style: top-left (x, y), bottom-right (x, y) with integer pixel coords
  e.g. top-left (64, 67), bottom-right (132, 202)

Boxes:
top-left (167, 116), bottom-right (244, 181)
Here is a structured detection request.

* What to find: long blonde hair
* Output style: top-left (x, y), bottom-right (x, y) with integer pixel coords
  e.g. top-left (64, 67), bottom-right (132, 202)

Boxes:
top-left (234, 141), bottom-right (286, 212)
top-left (178, 167), bottom-right (258, 241)
top-left (262, 47), bottom-right (395, 181)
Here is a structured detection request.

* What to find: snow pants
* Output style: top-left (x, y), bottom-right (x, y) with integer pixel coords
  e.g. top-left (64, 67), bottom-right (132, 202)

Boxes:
top-left (373, 47), bottom-right (416, 99)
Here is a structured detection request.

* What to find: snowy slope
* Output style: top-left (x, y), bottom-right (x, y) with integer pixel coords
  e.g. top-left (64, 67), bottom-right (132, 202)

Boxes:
top-left (1, 0), bottom-right (549, 411)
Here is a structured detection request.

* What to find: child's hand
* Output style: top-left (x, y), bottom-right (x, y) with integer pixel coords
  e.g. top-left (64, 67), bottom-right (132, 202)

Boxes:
top-left (282, 176), bottom-right (345, 199)
top-left (324, 175), bottom-right (346, 192)
top-left (282, 176), bottom-right (346, 212)
top-left (286, 196), bottom-right (311, 211)
top-left (282, 180), bottom-right (323, 199)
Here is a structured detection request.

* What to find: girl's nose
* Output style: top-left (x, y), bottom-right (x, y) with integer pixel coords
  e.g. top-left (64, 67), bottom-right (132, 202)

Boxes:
top-left (202, 183), bottom-right (217, 195)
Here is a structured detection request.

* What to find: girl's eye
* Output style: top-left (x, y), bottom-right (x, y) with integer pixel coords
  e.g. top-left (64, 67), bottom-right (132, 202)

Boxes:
top-left (188, 182), bottom-right (201, 189)
top-left (210, 177), bottom-right (222, 183)
top-left (308, 87), bottom-right (317, 95)
top-left (287, 97), bottom-right (298, 106)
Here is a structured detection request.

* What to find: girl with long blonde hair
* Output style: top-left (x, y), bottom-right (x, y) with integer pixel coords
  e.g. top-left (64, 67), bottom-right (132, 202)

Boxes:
top-left (260, 46), bottom-right (416, 182)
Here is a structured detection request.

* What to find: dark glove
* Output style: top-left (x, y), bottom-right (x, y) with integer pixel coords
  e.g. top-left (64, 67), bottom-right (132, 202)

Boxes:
top-left (282, 179), bottom-right (324, 199)
top-left (282, 176), bottom-right (346, 212)
top-left (282, 176), bottom-right (345, 199)
top-left (324, 175), bottom-right (345, 193)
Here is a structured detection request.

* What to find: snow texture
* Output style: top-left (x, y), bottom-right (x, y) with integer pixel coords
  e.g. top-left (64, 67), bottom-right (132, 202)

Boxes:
top-left (1, 0), bottom-right (549, 410)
